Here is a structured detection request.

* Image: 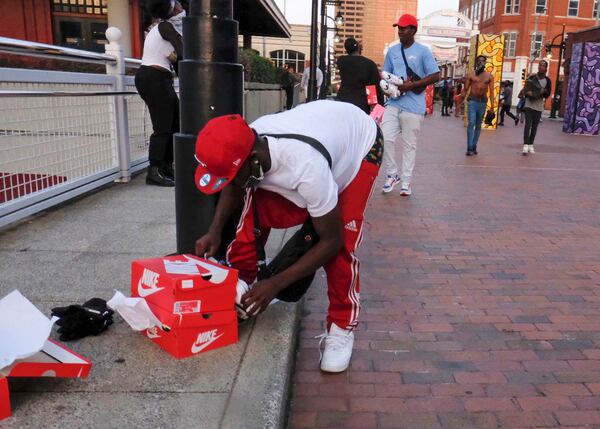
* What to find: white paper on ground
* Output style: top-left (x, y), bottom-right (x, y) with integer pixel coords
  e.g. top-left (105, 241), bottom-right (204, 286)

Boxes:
top-left (107, 291), bottom-right (163, 331)
top-left (0, 290), bottom-right (57, 371)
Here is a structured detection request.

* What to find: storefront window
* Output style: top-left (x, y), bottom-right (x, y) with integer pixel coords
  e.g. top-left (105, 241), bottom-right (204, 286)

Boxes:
top-left (51, 0), bottom-right (108, 52)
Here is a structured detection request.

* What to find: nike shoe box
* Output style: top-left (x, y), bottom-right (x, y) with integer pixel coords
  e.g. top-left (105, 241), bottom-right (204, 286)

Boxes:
top-left (130, 254), bottom-right (238, 359)
top-left (0, 376), bottom-right (9, 420)
top-left (131, 254), bottom-right (236, 314)
top-left (144, 302), bottom-right (238, 359)
top-left (1, 339), bottom-right (92, 420)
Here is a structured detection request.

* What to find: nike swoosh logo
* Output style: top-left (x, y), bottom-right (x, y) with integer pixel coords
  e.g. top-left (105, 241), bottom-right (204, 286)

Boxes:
top-left (137, 278), bottom-right (165, 297)
top-left (191, 333), bottom-right (224, 354)
top-left (184, 255), bottom-right (229, 284)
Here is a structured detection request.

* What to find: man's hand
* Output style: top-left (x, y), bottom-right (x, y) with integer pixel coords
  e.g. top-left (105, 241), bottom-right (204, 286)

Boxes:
top-left (241, 278), bottom-right (280, 316)
top-left (195, 230), bottom-right (221, 258)
top-left (397, 81), bottom-right (414, 94)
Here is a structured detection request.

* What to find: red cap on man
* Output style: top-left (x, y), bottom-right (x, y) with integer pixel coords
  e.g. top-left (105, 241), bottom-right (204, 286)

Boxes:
top-left (393, 14), bottom-right (418, 29)
top-left (194, 114), bottom-right (256, 194)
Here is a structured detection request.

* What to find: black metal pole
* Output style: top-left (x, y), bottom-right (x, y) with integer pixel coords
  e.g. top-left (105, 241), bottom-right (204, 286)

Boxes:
top-left (308, 0), bottom-right (319, 101)
top-left (174, 0), bottom-right (243, 254)
top-left (318, 0), bottom-right (327, 99)
top-left (549, 24), bottom-right (565, 119)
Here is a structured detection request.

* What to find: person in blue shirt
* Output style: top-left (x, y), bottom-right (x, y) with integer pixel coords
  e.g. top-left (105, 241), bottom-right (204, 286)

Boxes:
top-left (380, 14), bottom-right (440, 196)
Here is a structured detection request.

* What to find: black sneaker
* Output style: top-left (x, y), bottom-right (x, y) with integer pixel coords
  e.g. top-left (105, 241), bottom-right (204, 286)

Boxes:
top-left (514, 117), bottom-right (519, 126)
top-left (466, 151), bottom-right (472, 156)
top-left (498, 122), bottom-right (504, 126)
top-left (473, 150), bottom-right (478, 155)
top-left (161, 164), bottom-right (175, 181)
top-left (146, 166), bottom-right (175, 187)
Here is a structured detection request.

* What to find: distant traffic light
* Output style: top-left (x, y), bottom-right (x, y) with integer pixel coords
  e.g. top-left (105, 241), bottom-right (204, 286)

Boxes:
top-left (521, 68), bottom-right (527, 81)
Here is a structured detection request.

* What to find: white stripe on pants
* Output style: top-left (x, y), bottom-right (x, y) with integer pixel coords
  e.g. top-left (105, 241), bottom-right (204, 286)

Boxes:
top-left (381, 105), bottom-right (423, 184)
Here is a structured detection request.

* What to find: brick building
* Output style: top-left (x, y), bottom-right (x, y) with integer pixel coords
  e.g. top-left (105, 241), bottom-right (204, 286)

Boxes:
top-left (333, 0), bottom-right (418, 69)
top-left (458, 0), bottom-right (599, 105)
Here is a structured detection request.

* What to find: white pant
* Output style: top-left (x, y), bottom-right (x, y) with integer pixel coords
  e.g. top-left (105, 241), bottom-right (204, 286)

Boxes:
top-left (381, 105), bottom-right (423, 184)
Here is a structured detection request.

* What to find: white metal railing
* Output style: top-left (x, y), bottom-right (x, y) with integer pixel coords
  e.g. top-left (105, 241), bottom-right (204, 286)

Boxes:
top-left (0, 28), bottom-right (152, 228)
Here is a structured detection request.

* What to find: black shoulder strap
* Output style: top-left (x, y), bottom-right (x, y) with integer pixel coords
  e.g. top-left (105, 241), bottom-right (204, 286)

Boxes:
top-left (400, 44), bottom-right (410, 75)
top-left (261, 133), bottom-right (332, 169)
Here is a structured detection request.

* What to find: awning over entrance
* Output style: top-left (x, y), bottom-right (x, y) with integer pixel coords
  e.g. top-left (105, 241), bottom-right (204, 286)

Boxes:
top-left (235, 0), bottom-right (291, 38)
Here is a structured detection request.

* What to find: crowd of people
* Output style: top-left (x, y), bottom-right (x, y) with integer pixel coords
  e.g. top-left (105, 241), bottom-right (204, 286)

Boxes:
top-left (137, 0), bottom-right (554, 374)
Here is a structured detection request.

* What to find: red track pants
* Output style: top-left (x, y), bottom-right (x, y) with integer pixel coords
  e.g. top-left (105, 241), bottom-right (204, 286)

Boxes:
top-left (226, 159), bottom-right (379, 329)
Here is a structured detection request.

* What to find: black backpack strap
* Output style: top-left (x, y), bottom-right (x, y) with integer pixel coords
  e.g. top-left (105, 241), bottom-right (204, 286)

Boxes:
top-left (261, 133), bottom-right (332, 169)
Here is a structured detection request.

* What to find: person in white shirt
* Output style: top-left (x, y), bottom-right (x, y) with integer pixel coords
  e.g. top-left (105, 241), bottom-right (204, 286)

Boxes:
top-left (135, 0), bottom-right (184, 187)
top-left (300, 60), bottom-right (324, 99)
top-left (193, 101), bottom-right (383, 373)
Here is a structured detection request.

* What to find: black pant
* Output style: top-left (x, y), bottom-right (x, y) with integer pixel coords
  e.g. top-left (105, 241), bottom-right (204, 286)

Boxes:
top-left (284, 86), bottom-right (294, 110)
top-left (499, 105), bottom-right (517, 124)
top-left (442, 99), bottom-right (450, 115)
top-left (523, 107), bottom-right (542, 146)
top-left (135, 65), bottom-right (179, 167)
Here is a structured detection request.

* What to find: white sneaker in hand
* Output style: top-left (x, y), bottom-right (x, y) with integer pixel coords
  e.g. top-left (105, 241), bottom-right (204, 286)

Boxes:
top-left (317, 323), bottom-right (354, 373)
top-left (381, 71), bottom-right (404, 86)
top-left (235, 279), bottom-right (253, 320)
top-left (380, 79), bottom-right (401, 98)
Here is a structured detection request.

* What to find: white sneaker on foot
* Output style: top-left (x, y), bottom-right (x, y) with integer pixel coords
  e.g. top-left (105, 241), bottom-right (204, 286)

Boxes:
top-left (317, 323), bottom-right (354, 373)
top-left (522, 144), bottom-right (529, 155)
top-left (528, 145), bottom-right (535, 154)
top-left (399, 183), bottom-right (412, 196)
top-left (382, 174), bottom-right (400, 193)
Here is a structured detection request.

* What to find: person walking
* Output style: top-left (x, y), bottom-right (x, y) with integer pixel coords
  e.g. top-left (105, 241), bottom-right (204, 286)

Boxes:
top-left (454, 83), bottom-right (464, 118)
top-left (194, 100), bottom-right (383, 373)
top-left (440, 81), bottom-right (451, 116)
top-left (336, 37), bottom-right (384, 114)
top-left (300, 59), bottom-right (323, 100)
top-left (460, 55), bottom-right (495, 156)
top-left (498, 81), bottom-right (518, 126)
top-left (380, 14), bottom-right (440, 196)
top-left (281, 63), bottom-right (297, 110)
top-left (134, 0), bottom-right (185, 187)
top-left (521, 60), bottom-right (551, 155)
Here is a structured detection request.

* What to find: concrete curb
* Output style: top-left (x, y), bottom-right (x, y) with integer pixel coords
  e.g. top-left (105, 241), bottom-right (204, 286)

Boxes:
top-left (221, 299), bottom-right (301, 429)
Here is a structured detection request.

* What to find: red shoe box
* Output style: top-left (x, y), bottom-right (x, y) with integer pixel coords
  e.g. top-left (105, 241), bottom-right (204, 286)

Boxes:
top-left (144, 303), bottom-right (238, 359)
top-left (131, 254), bottom-right (236, 314)
top-left (131, 254), bottom-right (239, 359)
top-left (0, 339), bottom-right (92, 421)
top-left (0, 376), bottom-right (9, 420)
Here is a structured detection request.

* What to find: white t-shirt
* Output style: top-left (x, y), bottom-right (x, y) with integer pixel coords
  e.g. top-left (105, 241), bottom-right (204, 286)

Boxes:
top-left (250, 100), bottom-right (377, 217)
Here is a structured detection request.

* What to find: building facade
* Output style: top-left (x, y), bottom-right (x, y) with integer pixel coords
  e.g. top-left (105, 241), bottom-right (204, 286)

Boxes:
top-left (333, 0), bottom-right (418, 68)
top-left (458, 0), bottom-right (599, 104)
top-left (244, 24), bottom-right (311, 73)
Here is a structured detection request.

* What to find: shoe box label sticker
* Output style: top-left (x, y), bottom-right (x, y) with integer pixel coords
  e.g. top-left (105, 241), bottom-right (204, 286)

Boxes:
top-left (173, 300), bottom-right (202, 314)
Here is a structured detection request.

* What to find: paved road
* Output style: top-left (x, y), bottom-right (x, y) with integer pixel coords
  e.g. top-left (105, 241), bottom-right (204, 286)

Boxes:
top-left (288, 112), bottom-right (600, 428)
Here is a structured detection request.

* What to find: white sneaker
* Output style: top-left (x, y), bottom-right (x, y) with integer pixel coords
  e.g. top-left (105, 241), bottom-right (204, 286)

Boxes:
top-left (379, 79), bottom-right (401, 98)
top-left (317, 323), bottom-right (354, 373)
top-left (522, 145), bottom-right (529, 155)
top-left (399, 183), bottom-right (412, 196)
top-left (235, 279), bottom-right (253, 320)
top-left (528, 145), bottom-right (535, 154)
top-left (381, 71), bottom-right (404, 86)
top-left (382, 174), bottom-right (400, 193)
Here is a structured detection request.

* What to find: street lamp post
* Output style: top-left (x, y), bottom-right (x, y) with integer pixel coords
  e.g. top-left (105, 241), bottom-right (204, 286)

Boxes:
top-left (318, 1), bottom-right (344, 99)
top-left (174, 0), bottom-right (243, 254)
top-left (545, 24), bottom-right (566, 118)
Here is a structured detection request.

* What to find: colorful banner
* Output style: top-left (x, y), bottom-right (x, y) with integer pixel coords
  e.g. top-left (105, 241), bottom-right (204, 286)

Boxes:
top-left (563, 42), bottom-right (600, 136)
top-left (464, 34), bottom-right (504, 129)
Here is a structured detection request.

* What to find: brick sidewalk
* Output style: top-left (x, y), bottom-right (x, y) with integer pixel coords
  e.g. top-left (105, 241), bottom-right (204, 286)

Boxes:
top-left (288, 111), bottom-right (600, 428)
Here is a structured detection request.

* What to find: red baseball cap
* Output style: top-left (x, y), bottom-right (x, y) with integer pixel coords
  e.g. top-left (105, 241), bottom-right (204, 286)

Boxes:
top-left (393, 14), bottom-right (418, 29)
top-left (194, 114), bottom-right (256, 194)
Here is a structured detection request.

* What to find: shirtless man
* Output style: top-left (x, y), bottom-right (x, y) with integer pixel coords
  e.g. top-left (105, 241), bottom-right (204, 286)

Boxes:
top-left (461, 55), bottom-right (495, 155)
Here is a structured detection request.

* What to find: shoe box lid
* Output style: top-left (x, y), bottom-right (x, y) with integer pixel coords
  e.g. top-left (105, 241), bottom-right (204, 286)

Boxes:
top-left (0, 375), bottom-right (10, 420)
top-left (131, 254), bottom-right (237, 315)
top-left (1, 339), bottom-right (92, 378)
top-left (144, 302), bottom-right (238, 359)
